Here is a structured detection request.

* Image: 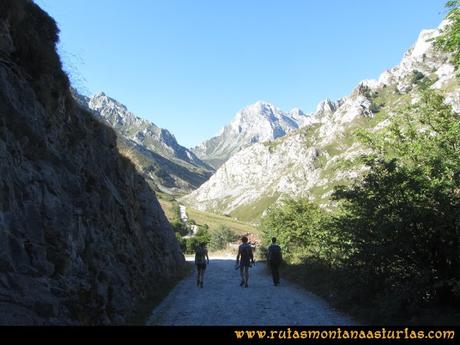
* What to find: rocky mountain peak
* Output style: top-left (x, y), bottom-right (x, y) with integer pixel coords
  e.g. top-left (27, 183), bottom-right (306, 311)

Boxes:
top-left (184, 18), bottom-right (460, 221)
top-left (233, 101), bottom-right (282, 124)
top-left (290, 107), bottom-right (305, 116)
top-left (76, 91), bottom-right (213, 193)
top-left (192, 100), bottom-right (307, 168)
top-left (94, 90), bottom-right (106, 97)
top-left (90, 92), bottom-right (142, 116)
top-left (251, 100), bottom-right (276, 110)
top-left (315, 99), bottom-right (337, 115)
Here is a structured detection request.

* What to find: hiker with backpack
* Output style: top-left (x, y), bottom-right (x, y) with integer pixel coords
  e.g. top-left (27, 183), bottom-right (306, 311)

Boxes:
top-left (236, 236), bottom-right (255, 288)
top-left (195, 242), bottom-right (209, 288)
top-left (267, 237), bottom-right (282, 286)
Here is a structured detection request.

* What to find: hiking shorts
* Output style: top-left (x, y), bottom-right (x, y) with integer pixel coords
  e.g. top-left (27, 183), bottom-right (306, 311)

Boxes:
top-left (196, 263), bottom-right (207, 270)
top-left (240, 261), bottom-right (251, 268)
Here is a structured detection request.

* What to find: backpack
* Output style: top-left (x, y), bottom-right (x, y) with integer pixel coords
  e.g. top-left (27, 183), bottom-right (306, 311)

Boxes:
top-left (269, 244), bottom-right (282, 264)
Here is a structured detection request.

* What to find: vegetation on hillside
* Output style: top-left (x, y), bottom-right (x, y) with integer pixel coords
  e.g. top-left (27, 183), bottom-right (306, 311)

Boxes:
top-left (158, 193), bottom-right (255, 254)
top-left (262, 85), bottom-right (460, 323)
top-left (436, 0), bottom-right (460, 69)
top-left (187, 207), bottom-right (257, 235)
top-left (261, 6), bottom-right (460, 319)
top-left (157, 1), bottom-right (460, 322)
top-left (261, 198), bottom-right (332, 263)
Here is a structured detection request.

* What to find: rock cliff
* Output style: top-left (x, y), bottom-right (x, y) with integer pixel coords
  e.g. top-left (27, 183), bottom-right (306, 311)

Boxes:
top-left (74, 91), bottom-right (213, 194)
top-left (0, 0), bottom-right (184, 324)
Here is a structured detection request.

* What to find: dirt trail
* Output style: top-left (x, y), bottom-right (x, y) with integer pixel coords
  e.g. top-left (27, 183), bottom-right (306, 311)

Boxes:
top-left (147, 256), bottom-right (355, 325)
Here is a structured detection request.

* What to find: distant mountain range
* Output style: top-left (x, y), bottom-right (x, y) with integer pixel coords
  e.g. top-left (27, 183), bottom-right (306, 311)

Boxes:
top-left (73, 91), bottom-right (214, 194)
top-left (73, 21), bottom-right (460, 222)
top-left (192, 101), bottom-right (314, 168)
top-left (183, 21), bottom-right (460, 221)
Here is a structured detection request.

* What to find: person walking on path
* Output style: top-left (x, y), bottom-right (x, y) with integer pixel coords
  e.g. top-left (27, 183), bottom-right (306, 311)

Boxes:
top-left (236, 236), bottom-right (255, 288)
top-left (195, 242), bottom-right (209, 288)
top-left (267, 237), bottom-right (282, 286)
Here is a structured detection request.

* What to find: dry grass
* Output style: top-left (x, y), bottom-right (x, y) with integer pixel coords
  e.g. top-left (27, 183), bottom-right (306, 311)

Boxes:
top-left (186, 207), bottom-right (258, 236)
top-left (158, 198), bottom-right (178, 222)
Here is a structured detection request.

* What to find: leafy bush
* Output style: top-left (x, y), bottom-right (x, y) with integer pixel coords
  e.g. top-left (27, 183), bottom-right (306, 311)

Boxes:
top-left (175, 233), bottom-right (186, 253)
top-left (184, 237), bottom-right (201, 254)
top-left (369, 101), bottom-right (382, 114)
top-left (411, 70), bottom-right (425, 84)
top-left (333, 88), bottom-right (460, 317)
top-left (435, 1), bottom-right (460, 68)
top-left (257, 2), bottom-right (460, 323)
top-left (195, 227), bottom-right (211, 243)
top-left (208, 225), bottom-right (237, 251)
top-left (261, 198), bottom-right (333, 263)
top-left (263, 89), bottom-right (460, 322)
top-left (183, 227), bottom-right (211, 254)
top-left (170, 220), bottom-right (188, 237)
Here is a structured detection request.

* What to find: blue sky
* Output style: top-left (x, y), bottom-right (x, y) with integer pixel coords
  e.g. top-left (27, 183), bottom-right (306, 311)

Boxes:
top-left (35, 0), bottom-right (445, 148)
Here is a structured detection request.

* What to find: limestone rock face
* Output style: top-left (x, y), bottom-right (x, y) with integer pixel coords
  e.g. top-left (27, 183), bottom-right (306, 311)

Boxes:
top-left (74, 91), bottom-right (213, 194)
top-left (192, 101), bottom-right (310, 168)
top-left (184, 20), bottom-right (460, 220)
top-left (0, 0), bottom-right (184, 324)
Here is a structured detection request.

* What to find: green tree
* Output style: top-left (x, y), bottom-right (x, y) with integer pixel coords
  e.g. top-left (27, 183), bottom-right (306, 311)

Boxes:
top-left (185, 237), bottom-right (201, 254)
top-left (183, 227), bottom-right (211, 254)
top-left (175, 233), bottom-right (186, 253)
top-left (209, 225), bottom-right (237, 251)
top-left (333, 89), bottom-right (460, 313)
top-left (194, 227), bottom-right (211, 245)
top-left (171, 220), bottom-right (189, 236)
top-left (261, 198), bottom-right (329, 263)
top-left (435, 1), bottom-right (460, 68)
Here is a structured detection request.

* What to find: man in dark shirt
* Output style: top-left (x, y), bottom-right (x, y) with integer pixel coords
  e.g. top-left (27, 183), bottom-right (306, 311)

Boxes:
top-left (267, 237), bottom-right (282, 286)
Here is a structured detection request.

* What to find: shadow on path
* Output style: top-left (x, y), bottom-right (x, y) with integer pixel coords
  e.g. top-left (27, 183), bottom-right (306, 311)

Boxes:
top-left (147, 257), bottom-right (355, 325)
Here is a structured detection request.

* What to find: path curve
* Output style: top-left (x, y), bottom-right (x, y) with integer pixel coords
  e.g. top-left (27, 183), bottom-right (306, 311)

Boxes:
top-left (147, 256), bottom-right (355, 325)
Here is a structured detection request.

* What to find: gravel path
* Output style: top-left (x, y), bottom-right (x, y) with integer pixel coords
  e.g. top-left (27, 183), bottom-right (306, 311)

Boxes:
top-left (147, 256), bottom-right (355, 325)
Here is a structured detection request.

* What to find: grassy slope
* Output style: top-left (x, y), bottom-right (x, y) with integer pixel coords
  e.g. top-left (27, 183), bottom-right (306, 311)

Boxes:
top-left (157, 192), bottom-right (258, 236)
top-left (231, 193), bottom-right (281, 223)
top-left (188, 207), bottom-right (258, 235)
top-left (157, 193), bottom-right (179, 222)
